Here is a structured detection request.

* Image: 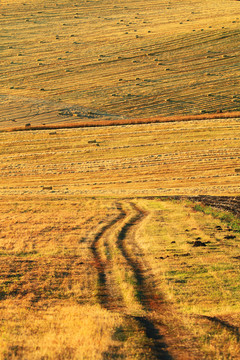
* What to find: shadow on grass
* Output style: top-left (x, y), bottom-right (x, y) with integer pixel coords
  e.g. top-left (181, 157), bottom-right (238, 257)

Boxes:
top-left (201, 315), bottom-right (240, 341)
top-left (130, 315), bottom-right (173, 360)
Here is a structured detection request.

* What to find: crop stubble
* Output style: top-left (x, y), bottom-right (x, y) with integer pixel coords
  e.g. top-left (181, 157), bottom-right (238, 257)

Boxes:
top-left (0, 118), bottom-right (239, 196)
top-left (1, 0), bottom-right (240, 358)
top-left (0, 0), bottom-right (240, 128)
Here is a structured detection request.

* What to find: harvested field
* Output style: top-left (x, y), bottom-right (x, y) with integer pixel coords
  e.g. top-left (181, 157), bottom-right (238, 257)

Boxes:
top-left (0, 117), bottom-right (239, 196)
top-left (1, 0), bottom-right (240, 359)
top-left (1, 0), bottom-right (240, 128)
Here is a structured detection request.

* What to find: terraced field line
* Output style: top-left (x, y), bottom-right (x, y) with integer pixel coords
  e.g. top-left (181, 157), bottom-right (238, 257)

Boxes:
top-left (4, 111), bottom-right (240, 132)
top-left (90, 204), bottom-right (126, 309)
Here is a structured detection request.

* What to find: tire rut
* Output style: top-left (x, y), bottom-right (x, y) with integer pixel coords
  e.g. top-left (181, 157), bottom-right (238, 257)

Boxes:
top-left (117, 202), bottom-right (162, 310)
top-left (90, 204), bottom-right (126, 309)
top-left (91, 201), bottom-right (174, 358)
top-left (117, 202), bottom-right (173, 360)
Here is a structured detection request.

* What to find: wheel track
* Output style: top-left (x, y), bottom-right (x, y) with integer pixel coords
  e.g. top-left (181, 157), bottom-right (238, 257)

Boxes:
top-left (119, 201), bottom-right (240, 358)
top-left (90, 204), bottom-right (126, 309)
top-left (116, 201), bottom-right (173, 359)
top-left (117, 202), bottom-right (162, 311)
top-left (197, 315), bottom-right (240, 342)
top-left (90, 201), bottom-right (172, 358)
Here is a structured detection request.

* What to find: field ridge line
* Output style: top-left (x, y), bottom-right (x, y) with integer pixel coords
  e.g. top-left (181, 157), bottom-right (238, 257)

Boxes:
top-left (3, 111), bottom-right (240, 132)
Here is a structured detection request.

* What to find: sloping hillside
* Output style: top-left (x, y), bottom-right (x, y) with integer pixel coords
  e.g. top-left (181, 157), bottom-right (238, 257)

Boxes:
top-left (0, 117), bottom-right (239, 196)
top-left (1, 0), bottom-right (240, 128)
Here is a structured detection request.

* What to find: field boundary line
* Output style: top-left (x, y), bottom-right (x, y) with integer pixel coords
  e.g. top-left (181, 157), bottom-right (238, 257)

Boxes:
top-left (2, 111), bottom-right (240, 132)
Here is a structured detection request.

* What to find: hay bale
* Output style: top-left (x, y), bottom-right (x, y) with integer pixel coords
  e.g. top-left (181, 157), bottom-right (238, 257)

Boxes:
top-left (42, 186), bottom-right (53, 190)
top-left (193, 240), bottom-right (206, 247)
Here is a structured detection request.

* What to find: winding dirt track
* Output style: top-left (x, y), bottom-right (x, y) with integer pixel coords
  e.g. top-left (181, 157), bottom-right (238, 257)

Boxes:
top-left (91, 199), bottom-right (240, 359)
top-left (91, 201), bottom-right (173, 359)
top-left (117, 202), bottom-right (173, 359)
top-left (90, 205), bottom-right (126, 308)
top-left (117, 202), bottom-right (164, 311)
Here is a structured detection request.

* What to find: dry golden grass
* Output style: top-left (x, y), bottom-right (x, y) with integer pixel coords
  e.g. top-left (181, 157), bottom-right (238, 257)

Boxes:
top-left (0, 0), bottom-right (240, 128)
top-left (134, 198), bottom-right (240, 359)
top-left (0, 301), bottom-right (123, 360)
top-left (0, 196), bottom-right (239, 359)
top-left (0, 197), bottom-right (117, 304)
top-left (1, 1), bottom-right (240, 359)
top-left (0, 197), bottom-right (157, 359)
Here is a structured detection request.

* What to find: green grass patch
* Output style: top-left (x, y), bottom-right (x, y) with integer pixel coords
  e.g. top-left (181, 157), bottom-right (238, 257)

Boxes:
top-left (193, 203), bottom-right (240, 233)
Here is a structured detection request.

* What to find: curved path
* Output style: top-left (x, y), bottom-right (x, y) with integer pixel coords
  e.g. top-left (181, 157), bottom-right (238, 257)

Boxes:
top-left (91, 201), bottom-right (173, 359)
top-left (88, 198), bottom-right (240, 359)
top-left (90, 204), bottom-right (126, 308)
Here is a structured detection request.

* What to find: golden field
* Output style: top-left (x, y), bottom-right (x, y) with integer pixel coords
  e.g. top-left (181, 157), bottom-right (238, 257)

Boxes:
top-left (0, 196), bottom-right (240, 359)
top-left (1, 0), bottom-right (240, 359)
top-left (0, 118), bottom-right (240, 196)
top-left (0, 119), bottom-right (240, 359)
top-left (0, 0), bottom-right (240, 128)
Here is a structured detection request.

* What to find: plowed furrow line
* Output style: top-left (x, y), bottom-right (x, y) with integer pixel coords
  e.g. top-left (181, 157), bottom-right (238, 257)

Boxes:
top-left (91, 206), bottom-right (126, 309)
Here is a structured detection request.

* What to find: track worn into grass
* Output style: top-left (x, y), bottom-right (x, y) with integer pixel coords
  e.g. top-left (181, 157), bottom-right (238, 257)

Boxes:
top-left (117, 203), bottom-right (156, 309)
top-left (198, 315), bottom-right (240, 342)
top-left (116, 202), bottom-right (174, 359)
top-left (90, 205), bottom-right (126, 309)
top-left (90, 201), bottom-right (182, 359)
